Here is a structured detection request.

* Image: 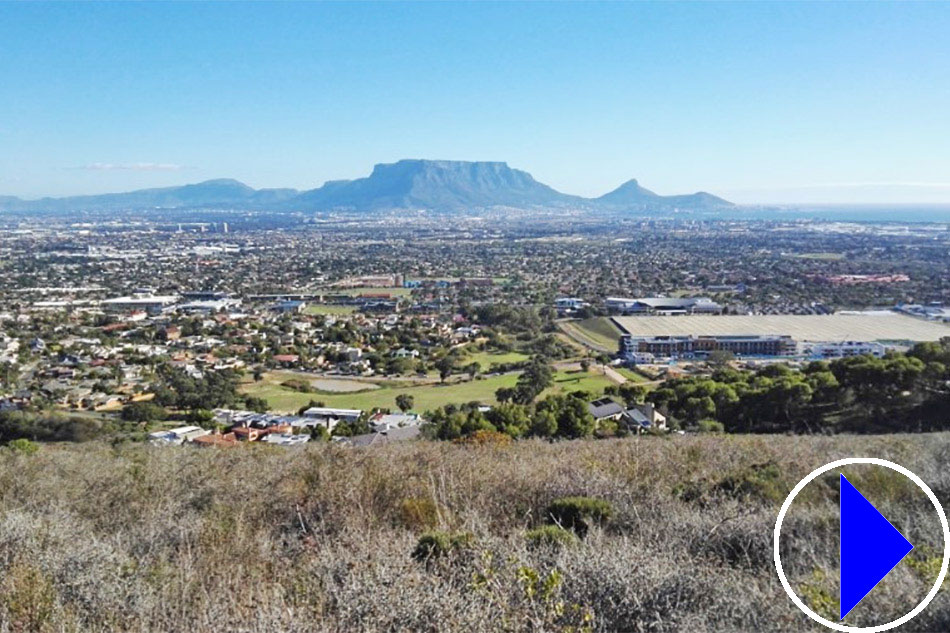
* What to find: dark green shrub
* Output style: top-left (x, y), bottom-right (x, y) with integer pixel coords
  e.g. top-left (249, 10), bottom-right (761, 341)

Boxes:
top-left (0, 411), bottom-right (103, 443)
top-left (281, 378), bottom-right (313, 393)
top-left (121, 401), bottom-right (167, 423)
top-left (545, 496), bottom-right (613, 537)
top-left (715, 461), bottom-right (786, 503)
top-left (411, 531), bottom-right (473, 563)
top-left (697, 419), bottom-right (725, 433)
top-left (525, 525), bottom-right (578, 550)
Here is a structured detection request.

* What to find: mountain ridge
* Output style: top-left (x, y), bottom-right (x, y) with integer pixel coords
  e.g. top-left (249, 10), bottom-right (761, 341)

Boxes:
top-left (0, 159), bottom-right (733, 214)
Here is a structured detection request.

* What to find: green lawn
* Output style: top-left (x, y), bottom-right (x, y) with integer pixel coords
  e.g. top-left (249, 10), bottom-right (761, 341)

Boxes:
top-left (544, 370), bottom-right (615, 396)
top-left (304, 304), bottom-right (357, 316)
top-left (327, 286), bottom-right (412, 297)
top-left (462, 350), bottom-right (530, 369)
top-left (242, 372), bottom-right (521, 413)
top-left (243, 367), bottom-right (618, 414)
top-left (614, 367), bottom-right (648, 383)
top-left (559, 317), bottom-right (622, 351)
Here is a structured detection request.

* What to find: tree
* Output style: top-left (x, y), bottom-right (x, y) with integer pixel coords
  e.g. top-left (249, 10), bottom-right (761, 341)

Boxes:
top-left (465, 362), bottom-right (480, 380)
top-left (512, 357), bottom-right (554, 404)
top-left (485, 403), bottom-right (530, 438)
top-left (186, 409), bottom-right (215, 429)
top-left (535, 394), bottom-right (595, 438)
top-left (395, 394), bottom-right (415, 413)
top-left (683, 396), bottom-right (716, 422)
top-left (495, 386), bottom-right (516, 403)
top-left (297, 399), bottom-right (325, 415)
top-left (707, 350), bottom-right (735, 369)
top-left (530, 409), bottom-right (558, 438)
top-left (243, 396), bottom-right (269, 413)
top-left (436, 356), bottom-right (455, 383)
top-left (618, 383), bottom-right (647, 406)
top-left (121, 401), bottom-right (167, 423)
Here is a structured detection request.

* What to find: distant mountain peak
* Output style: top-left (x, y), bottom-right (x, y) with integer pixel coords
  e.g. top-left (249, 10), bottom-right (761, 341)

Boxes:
top-left (193, 178), bottom-right (252, 187)
top-left (0, 159), bottom-right (733, 214)
top-left (597, 179), bottom-right (659, 203)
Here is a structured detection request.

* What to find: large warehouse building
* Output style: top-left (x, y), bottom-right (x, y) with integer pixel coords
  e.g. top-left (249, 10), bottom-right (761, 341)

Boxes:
top-left (605, 297), bottom-right (723, 315)
top-left (614, 312), bottom-right (950, 363)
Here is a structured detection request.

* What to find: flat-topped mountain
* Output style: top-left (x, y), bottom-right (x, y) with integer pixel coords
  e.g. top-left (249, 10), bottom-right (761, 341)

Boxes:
top-left (294, 159), bottom-right (579, 211)
top-left (0, 160), bottom-right (733, 214)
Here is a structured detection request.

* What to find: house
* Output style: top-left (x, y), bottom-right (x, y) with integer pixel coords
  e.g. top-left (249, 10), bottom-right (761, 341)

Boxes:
top-left (587, 397), bottom-right (626, 423)
top-left (302, 406), bottom-right (363, 431)
top-left (91, 394), bottom-right (125, 411)
top-left (392, 348), bottom-right (419, 359)
top-left (369, 412), bottom-right (424, 432)
top-left (148, 425), bottom-right (211, 445)
top-left (272, 354), bottom-right (299, 366)
top-left (555, 297), bottom-right (589, 315)
top-left (232, 426), bottom-right (264, 442)
top-left (272, 300), bottom-right (306, 314)
top-left (192, 432), bottom-right (239, 447)
top-left (345, 425), bottom-right (422, 447)
top-left (0, 335), bottom-right (20, 355)
top-left (262, 432), bottom-right (310, 446)
top-left (622, 403), bottom-right (667, 431)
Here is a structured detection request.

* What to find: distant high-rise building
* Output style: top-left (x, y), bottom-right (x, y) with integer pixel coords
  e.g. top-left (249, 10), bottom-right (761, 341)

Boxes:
top-left (222, 222), bottom-right (229, 234)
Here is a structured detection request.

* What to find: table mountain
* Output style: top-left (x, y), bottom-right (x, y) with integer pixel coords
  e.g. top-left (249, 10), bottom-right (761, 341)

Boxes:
top-left (0, 160), bottom-right (733, 214)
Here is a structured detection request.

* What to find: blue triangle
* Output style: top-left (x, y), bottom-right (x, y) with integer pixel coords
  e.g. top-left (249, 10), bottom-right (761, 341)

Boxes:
top-left (840, 474), bottom-right (914, 620)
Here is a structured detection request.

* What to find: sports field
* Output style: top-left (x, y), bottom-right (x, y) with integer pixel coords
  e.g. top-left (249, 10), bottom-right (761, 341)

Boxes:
top-left (241, 369), bottom-right (615, 413)
top-left (612, 313), bottom-right (950, 342)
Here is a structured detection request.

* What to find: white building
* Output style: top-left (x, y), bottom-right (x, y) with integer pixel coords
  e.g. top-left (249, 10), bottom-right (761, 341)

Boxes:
top-left (802, 341), bottom-right (887, 359)
top-left (177, 298), bottom-right (242, 315)
top-left (605, 296), bottom-right (722, 315)
top-left (555, 297), bottom-right (589, 314)
top-left (369, 412), bottom-right (424, 432)
top-left (147, 425), bottom-right (210, 445)
top-left (102, 294), bottom-right (179, 315)
top-left (302, 406), bottom-right (363, 431)
top-left (262, 433), bottom-right (310, 446)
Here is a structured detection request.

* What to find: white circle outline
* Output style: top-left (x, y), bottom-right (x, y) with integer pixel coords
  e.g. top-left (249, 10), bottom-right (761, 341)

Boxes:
top-left (773, 457), bottom-right (950, 632)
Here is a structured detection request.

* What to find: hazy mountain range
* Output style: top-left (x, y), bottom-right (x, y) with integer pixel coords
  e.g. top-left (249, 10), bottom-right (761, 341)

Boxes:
top-left (0, 159), bottom-right (733, 214)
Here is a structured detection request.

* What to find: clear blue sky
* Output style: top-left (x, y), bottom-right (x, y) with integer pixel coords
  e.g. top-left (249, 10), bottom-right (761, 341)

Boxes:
top-left (1, 1), bottom-right (949, 204)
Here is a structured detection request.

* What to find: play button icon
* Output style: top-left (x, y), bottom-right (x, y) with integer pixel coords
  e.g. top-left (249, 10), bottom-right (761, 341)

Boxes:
top-left (839, 474), bottom-right (914, 620)
top-left (774, 458), bottom-right (950, 632)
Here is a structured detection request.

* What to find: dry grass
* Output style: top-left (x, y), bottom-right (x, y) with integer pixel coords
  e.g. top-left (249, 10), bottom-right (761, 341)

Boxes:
top-left (1, 434), bottom-right (950, 632)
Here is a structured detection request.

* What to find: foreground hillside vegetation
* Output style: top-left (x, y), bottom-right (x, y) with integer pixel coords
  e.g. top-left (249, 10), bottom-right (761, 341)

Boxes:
top-left (2, 434), bottom-right (950, 632)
